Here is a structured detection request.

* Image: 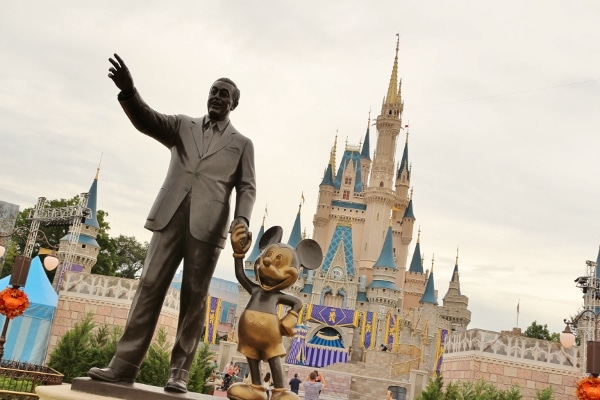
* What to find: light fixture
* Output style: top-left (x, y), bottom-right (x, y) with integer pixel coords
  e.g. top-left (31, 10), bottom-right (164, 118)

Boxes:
top-left (560, 324), bottom-right (576, 349)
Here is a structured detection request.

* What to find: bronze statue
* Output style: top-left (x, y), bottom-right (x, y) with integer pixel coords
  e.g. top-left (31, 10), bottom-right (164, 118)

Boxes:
top-left (88, 54), bottom-right (256, 393)
top-left (228, 224), bottom-right (322, 400)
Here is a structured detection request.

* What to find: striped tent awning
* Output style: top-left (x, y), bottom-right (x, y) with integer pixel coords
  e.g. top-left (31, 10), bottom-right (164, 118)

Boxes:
top-left (305, 330), bottom-right (348, 367)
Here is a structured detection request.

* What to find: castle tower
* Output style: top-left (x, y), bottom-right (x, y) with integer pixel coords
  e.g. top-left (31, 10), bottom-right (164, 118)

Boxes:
top-left (360, 115), bottom-right (372, 186)
top-left (57, 169), bottom-right (100, 274)
top-left (366, 223), bottom-right (401, 311)
top-left (359, 35), bottom-right (404, 281)
top-left (313, 137), bottom-right (337, 246)
top-left (403, 229), bottom-right (427, 310)
top-left (440, 248), bottom-right (471, 332)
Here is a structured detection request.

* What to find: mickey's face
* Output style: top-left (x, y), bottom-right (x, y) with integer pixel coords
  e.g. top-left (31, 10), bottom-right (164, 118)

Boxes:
top-left (255, 243), bottom-right (299, 291)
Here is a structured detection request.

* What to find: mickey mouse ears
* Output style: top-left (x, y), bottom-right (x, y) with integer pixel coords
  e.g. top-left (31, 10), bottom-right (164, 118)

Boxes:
top-left (258, 226), bottom-right (323, 270)
top-left (259, 226), bottom-right (283, 251)
top-left (296, 239), bottom-right (323, 270)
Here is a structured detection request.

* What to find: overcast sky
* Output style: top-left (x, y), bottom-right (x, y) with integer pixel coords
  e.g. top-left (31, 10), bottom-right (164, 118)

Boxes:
top-left (2, 1), bottom-right (599, 335)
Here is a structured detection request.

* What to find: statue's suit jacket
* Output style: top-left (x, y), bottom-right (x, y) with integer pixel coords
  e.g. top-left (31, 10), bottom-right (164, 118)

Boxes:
top-left (119, 90), bottom-right (256, 248)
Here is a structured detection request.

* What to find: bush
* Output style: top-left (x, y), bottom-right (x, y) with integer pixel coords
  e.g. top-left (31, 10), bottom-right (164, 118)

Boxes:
top-left (47, 313), bottom-right (120, 383)
top-left (417, 377), bottom-right (554, 400)
top-left (137, 327), bottom-right (171, 386)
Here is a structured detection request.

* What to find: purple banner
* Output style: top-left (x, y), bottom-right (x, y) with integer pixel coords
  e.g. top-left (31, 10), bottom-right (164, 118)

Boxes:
top-left (362, 311), bottom-right (375, 349)
top-left (205, 296), bottom-right (221, 344)
top-left (308, 304), bottom-right (359, 327)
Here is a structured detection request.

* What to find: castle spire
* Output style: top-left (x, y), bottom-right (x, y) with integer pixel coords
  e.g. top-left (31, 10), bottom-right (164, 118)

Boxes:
top-left (420, 255), bottom-right (438, 305)
top-left (385, 34), bottom-right (400, 106)
top-left (288, 194), bottom-right (304, 248)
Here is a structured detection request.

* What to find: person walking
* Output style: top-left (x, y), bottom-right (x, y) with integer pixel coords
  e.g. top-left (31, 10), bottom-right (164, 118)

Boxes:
top-left (263, 372), bottom-right (273, 399)
top-left (303, 371), bottom-right (323, 400)
top-left (88, 54), bottom-right (256, 394)
top-left (289, 373), bottom-right (302, 394)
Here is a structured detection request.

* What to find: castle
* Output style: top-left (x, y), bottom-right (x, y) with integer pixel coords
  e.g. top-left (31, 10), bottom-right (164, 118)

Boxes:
top-left (236, 37), bottom-right (471, 375)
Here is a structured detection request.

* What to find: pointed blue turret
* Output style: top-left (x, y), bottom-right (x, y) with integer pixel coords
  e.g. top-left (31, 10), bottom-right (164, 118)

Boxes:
top-left (320, 163), bottom-right (335, 187)
top-left (408, 230), bottom-right (423, 273)
top-left (451, 263), bottom-right (461, 296)
top-left (360, 125), bottom-right (371, 161)
top-left (367, 225), bottom-right (400, 291)
top-left (403, 198), bottom-right (415, 219)
top-left (595, 245), bottom-right (600, 279)
top-left (373, 226), bottom-right (397, 270)
top-left (86, 168), bottom-right (100, 228)
top-left (288, 198), bottom-right (303, 248)
top-left (396, 136), bottom-right (410, 180)
top-left (420, 261), bottom-right (438, 305)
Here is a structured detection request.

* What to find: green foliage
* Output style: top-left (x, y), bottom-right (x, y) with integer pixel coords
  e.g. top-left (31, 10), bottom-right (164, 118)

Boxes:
top-left (524, 321), bottom-right (559, 342)
top-left (417, 378), bottom-right (554, 400)
top-left (188, 342), bottom-right (215, 394)
top-left (137, 329), bottom-right (215, 393)
top-left (47, 313), bottom-right (120, 383)
top-left (137, 327), bottom-right (171, 386)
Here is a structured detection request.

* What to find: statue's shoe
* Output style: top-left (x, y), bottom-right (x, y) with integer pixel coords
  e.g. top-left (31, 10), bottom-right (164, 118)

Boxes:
top-left (227, 383), bottom-right (268, 400)
top-left (88, 367), bottom-right (135, 383)
top-left (270, 388), bottom-right (300, 400)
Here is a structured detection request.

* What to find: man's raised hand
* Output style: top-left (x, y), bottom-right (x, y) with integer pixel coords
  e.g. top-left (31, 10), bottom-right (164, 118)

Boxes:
top-left (108, 53), bottom-right (134, 93)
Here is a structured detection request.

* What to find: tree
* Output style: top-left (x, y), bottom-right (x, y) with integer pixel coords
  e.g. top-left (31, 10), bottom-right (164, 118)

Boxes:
top-left (524, 321), bottom-right (559, 342)
top-left (47, 313), bottom-right (120, 383)
top-left (110, 235), bottom-right (148, 279)
top-left (416, 378), bottom-right (553, 400)
top-left (188, 342), bottom-right (215, 394)
top-left (137, 327), bottom-right (171, 387)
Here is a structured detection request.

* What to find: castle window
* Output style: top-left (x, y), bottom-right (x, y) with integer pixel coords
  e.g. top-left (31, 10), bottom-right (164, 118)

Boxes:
top-left (342, 190), bottom-right (350, 200)
top-left (82, 244), bottom-right (86, 249)
top-left (379, 181), bottom-right (384, 187)
top-left (344, 177), bottom-right (352, 185)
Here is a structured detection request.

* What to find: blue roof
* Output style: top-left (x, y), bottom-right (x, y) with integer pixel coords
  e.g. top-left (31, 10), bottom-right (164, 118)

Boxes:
top-left (86, 176), bottom-right (100, 229)
top-left (367, 280), bottom-right (399, 290)
top-left (288, 210), bottom-right (302, 248)
top-left (247, 224), bottom-right (265, 262)
top-left (333, 149), bottom-right (363, 192)
top-left (396, 140), bottom-right (410, 180)
top-left (373, 226), bottom-right (397, 270)
top-left (321, 224), bottom-right (354, 276)
top-left (360, 127), bottom-right (371, 161)
top-left (356, 291), bottom-right (368, 302)
top-left (451, 263), bottom-right (461, 296)
top-left (60, 233), bottom-right (99, 248)
top-left (307, 329), bottom-right (344, 348)
top-left (331, 201), bottom-right (367, 211)
top-left (596, 246), bottom-right (600, 279)
top-left (301, 283), bottom-right (313, 294)
top-left (408, 240), bottom-right (423, 273)
top-left (403, 199), bottom-right (415, 219)
top-left (0, 256), bottom-right (58, 318)
top-left (420, 272), bottom-right (438, 305)
top-left (320, 163), bottom-right (335, 187)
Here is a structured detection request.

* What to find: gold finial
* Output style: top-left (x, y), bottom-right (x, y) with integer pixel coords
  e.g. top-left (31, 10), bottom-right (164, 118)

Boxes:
top-left (405, 121), bottom-right (410, 144)
top-left (302, 228), bottom-right (307, 240)
top-left (410, 187), bottom-right (414, 200)
top-left (431, 253), bottom-right (435, 273)
top-left (95, 153), bottom-right (103, 180)
top-left (456, 246), bottom-right (459, 265)
top-left (368, 108), bottom-right (371, 128)
top-left (299, 192), bottom-right (305, 212)
top-left (262, 205), bottom-right (268, 226)
top-left (417, 226), bottom-right (421, 243)
top-left (330, 134), bottom-right (338, 170)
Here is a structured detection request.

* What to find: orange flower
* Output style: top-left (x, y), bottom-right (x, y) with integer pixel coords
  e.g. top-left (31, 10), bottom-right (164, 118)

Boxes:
top-left (0, 287), bottom-right (29, 319)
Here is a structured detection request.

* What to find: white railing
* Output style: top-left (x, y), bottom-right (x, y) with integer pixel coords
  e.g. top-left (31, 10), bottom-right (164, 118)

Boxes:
top-left (60, 272), bottom-right (180, 313)
top-left (444, 329), bottom-right (578, 369)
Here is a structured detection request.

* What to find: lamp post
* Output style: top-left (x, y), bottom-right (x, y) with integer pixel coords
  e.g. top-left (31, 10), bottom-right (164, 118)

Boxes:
top-left (561, 309), bottom-right (600, 376)
top-left (0, 227), bottom-right (59, 360)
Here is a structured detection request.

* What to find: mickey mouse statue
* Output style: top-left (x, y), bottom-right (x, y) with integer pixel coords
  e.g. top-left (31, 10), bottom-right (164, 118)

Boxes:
top-left (228, 223), bottom-right (323, 400)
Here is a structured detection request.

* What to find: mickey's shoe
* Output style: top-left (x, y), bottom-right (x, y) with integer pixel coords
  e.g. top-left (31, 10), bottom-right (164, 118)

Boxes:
top-left (270, 388), bottom-right (300, 400)
top-left (227, 382), bottom-right (268, 400)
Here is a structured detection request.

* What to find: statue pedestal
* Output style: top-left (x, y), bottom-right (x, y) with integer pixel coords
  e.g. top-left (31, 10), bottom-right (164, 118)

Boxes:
top-left (36, 378), bottom-right (214, 400)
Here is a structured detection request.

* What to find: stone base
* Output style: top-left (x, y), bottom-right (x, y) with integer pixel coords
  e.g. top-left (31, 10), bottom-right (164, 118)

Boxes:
top-left (36, 378), bottom-right (214, 400)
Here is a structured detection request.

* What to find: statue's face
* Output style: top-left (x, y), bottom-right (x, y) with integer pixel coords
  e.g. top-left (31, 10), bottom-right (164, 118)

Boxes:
top-left (207, 80), bottom-right (236, 121)
top-left (255, 244), bottom-right (299, 291)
